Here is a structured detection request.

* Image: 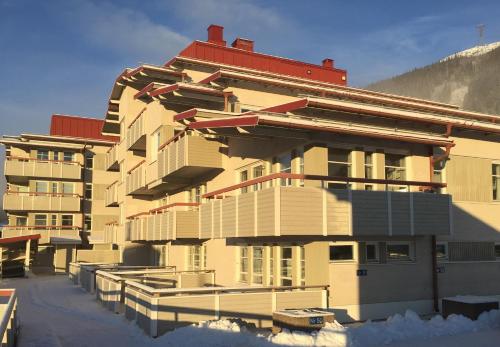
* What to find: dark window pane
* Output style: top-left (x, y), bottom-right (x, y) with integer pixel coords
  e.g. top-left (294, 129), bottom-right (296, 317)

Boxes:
top-left (328, 149), bottom-right (350, 163)
top-left (495, 245), bottom-right (500, 258)
top-left (385, 154), bottom-right (405, 167)
top-left (328, 163), bottom-right (350, 177)
top-left (387, 244), bottom-right (410, 260)
top-left (366, 244), bottom-right (377, 260)
top-left (436, 244), bottom-right (447, 258)
top-left (330, 245), bottom-right (353, 261)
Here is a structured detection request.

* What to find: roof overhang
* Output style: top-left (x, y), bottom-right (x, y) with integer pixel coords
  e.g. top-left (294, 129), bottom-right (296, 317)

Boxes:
top-left (0, 234), bottom-right (40, 245)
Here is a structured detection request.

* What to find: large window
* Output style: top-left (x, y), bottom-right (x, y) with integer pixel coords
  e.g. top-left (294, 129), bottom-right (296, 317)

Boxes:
top-left (299, 246), bottom-right (306, 286)
top-left (240, 170), bottom-right (249, 193)
top-left (385, 154), bottom-right (406, 180)
top-left (34, 214), bottom-right (47, 228)
top-left (277, 153), bottom-right (292, 186)
top-left (493, 164), bottom-right (500, 201)
top-left (63, 152), bottom-right (74, 162)
top-left (35, 181), bottom-right (48, 193)
top-left (61, 215), bottom-right (73, 226)
top-left (329, 244), bottom-right (354, 261)
top-left (252, 246), bottom-right (264, 284)
top-left (62, 183), bottom-right (74, 195)
top-left (187, 245), bottom-right (206, 271)
top-left (16, 217), bottom-right (27, 226)
top-left (37, 149), bottom-right (49, 161)
top-left (252, 165), bottom-right (264, 191)
top-left (386, 242), bottom-right (414, 261)
top-left (239, 246), bottom-right (249, 282)
top-left (281, 247), bottom-right (293, 286)
top-left (85, 184), bottom-right (92, 200)
top-left (328, 148), bottom-right (351, 177)
top-left (366, 243), bottom-right (379, 262)
top-left (84, 216), bottom-right (92, 231)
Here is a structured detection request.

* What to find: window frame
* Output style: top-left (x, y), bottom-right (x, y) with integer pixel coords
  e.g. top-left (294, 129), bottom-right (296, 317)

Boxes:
top-left (85, 154), bottom-right (94, 169)
top-left (36, 149), bottom-right (49, 161)
top-left (239, 246), bottom-right (249, 283)
top-left (280, 246), bottom-right (293, 286)
top-left (84, 215), bottom-right (92, 231)
top-left (252, 246), bottom-right (264, 284)
top-left (62, 182), bottom-right (74, 195)
top-left (35, 181), bottom-right (48, 193)
top-left (63, 151), bottom-right (74, 162)
top-left (493, 163), bottom-right (500, 201)
top-left (329, 242), bottom-right (357, 262)
top-left (365, 242), bottom-right (379, 263)
top-left (34, 214), bottom-right (47, 228)
top-left (61, 214), bottom-right (73, 227)
top-left (384, 153), bottom-right (407, 181)
top-left (386, 241), bottom-right (415, 262)
top-left (436, 242), bottom-right (448, 261)
top-left (85, 183), bottom-right (93, 200)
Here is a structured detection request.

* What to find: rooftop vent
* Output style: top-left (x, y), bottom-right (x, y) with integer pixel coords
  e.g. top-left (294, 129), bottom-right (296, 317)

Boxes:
top-left (322, 58), bottom-right (334, 69)
top-left (231, 38), bottom-right (254, 52)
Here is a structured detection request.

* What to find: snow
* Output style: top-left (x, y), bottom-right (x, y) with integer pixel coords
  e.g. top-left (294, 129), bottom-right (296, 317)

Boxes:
top-left (2, 274), bottom-right (500, 347)
top-left (440, 42), bottom-right (500, 62)
top-left (444, 295), bottom-right (499, 304)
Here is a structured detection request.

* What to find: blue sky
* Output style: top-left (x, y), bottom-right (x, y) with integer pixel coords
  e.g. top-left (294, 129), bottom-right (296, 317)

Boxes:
top-left (0, 0), bottom-right (499, 135)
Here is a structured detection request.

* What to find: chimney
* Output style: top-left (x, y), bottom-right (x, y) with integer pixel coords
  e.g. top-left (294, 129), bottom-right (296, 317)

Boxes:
top-left (207, 24), bottom-right (226, 46)
top-left (322, 58), bottom-right (334, 69)
top-left (231, 38), bottom-right (254, 52)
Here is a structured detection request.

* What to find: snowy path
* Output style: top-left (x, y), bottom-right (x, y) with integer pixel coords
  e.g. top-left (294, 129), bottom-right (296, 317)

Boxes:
top-left (2, 274), bottom-right (500, 347)
top-left (1, 274), bottom-right (151, 347)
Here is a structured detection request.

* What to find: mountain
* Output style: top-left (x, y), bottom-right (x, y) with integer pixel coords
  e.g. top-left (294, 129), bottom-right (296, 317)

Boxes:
top-left (366, 42), bottom-right (500, 115)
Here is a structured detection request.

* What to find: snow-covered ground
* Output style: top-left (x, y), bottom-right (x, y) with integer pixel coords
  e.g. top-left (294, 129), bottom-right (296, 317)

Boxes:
top-left (440, 42), bottom-right (500, 62)
top-left (2, 274), bottom-right (500, 347)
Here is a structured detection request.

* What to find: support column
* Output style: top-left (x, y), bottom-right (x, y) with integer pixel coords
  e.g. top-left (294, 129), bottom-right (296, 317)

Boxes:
top-left (24, 239), bottom-right (31, 271)
top-left (303, 144), bottom-right (328, 187)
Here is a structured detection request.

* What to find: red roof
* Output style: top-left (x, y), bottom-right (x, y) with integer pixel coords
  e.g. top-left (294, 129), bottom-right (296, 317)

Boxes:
top-left (50, 115), bottom-right (119, 142)
top-left (167, 25), bottom-right (347, 85)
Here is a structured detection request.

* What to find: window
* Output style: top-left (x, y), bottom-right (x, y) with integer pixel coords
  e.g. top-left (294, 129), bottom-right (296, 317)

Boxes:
top-left (16, 217), bottom-right (27, 226)
top-left (51, 182), bottom-right (58, 194)
top-left (85, 184), bottom-right (92, 200)
top-left (281, 247), bottom-right (293, 286)
top-left (365, 152), bottom-right (373, 179)
top-left (252, 246), bottom-right (264, 284)
top-left (35, 181), bottom-right (48, 193)
top-left (53, 151), bottom-right (59, 161)
top-left (495, 244), bottom-right (500, 258)
top-left (84, 216), bottom-right (92, 231)
top-left (51, 215), bottom-right (57, 226)
top-left (37, 149), bottom-right (49, 161)
top-left (328, 148), bottom-right (351, 177)
top-left (239, 246), bottom-right (249, 282)
top-left (329, 245), bottom-right (354, 261)
top-left (187, 245), bottom-right (206, 271)
top-left (34, 214), bottom-right (47, 228)
top-left (252, 165), bottom-right (264, 191)
top-left (62, 183), bottom-right (74, 195)
top-left (85, 154), bottom-right (94, 169)
top-left (493, 164), bottom-right (500, 201)
top-left (386, 242), bottom-right (414, 261)
top-left (277, 153), bottom-right (292, 186)
top-left (240, 170), bottom-right (249, 193)
top-left (436, 243), bottom-right (448, 260)
top-left (385, 154), bottom-right (406, 180)
top-left (61, 215), bottom-right (73, 226)
top-left (299, 246), bottom-right (306, 286)
top-left (63, 152), bottom-right (74, 162)
top-left (268, 247), bottom-right (274, 286)
top-left (366, 243), bottom-right (379, 262)
top-left (190, 185), bottom-right (205, 204)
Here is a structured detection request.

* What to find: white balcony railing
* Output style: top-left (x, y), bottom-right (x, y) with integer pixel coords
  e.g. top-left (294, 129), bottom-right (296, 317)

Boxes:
top-left (4, 156), bottom-right (81, 180)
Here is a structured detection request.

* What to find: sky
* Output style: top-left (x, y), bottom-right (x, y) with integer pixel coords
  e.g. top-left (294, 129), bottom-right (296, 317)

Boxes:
top-left (0, 0), bottom-right (500, 204)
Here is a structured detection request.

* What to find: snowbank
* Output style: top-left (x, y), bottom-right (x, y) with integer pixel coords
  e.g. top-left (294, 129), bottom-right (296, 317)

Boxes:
top-left (156, 309), bottom-right (500, 347)
top-left (440, 42), bottom-right (500, 62)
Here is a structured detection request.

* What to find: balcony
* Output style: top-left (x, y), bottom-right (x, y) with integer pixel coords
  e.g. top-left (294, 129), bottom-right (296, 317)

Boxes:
top-left (1, 226), bottom-right (81, 244)
top-left (126, 110), bottom-right (146, 151)
top-left (199, 173), bottom-right (451, 238)
top-left (3, 191), bottom-right (81, 212)
top-left (125, 160), bottom-right (148, 195)
top-left (126, 204), bottom-right (199, 241)
top-left (4, 156), bottom-right (81, 180)
top-left (158, 133), bottom-right (222, 191)
top-left (105, 145), bottom-right (119, 171)
top-left (105, 180), bottom-right (119, 207)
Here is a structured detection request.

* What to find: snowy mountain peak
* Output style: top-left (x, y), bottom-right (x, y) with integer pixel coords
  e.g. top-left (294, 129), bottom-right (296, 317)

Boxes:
top-left (440, 42), bottom-right (500, 62)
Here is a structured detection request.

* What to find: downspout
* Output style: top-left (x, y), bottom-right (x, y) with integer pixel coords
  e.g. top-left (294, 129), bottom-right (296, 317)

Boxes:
top-left (429, 124), bottom-right (453, 312)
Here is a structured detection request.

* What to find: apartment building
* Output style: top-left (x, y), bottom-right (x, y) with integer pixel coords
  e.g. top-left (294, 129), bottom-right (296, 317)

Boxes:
top-left (4, 25), bottom-right (500, 323)
top-left (1, 115), bottom-right (120, 272)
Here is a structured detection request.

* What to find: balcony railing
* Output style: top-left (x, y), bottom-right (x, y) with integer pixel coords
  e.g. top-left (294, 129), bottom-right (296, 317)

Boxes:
top-left (126, 109), bottom-right (146, 151)
top-left (105, 145), bottom-right (119, 171)
top-left (125, 203), bottom-right (199, 241)
top-left (125, 160), bottom-right (147, 195)
top-left (105, 180), bottom-right (119, 207)
top-left (0, 289), bottom-right (18, 346)
top-left (158, 133), bottom-right (222, 191)
top-left (198, 173), bottom-right (451, 238)
top-left (4, 156), bottom-right (81, 180)
top-left (3, 191), bottom-right (81, 212)
top-left (1, 226), bottom-right (81, 244)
